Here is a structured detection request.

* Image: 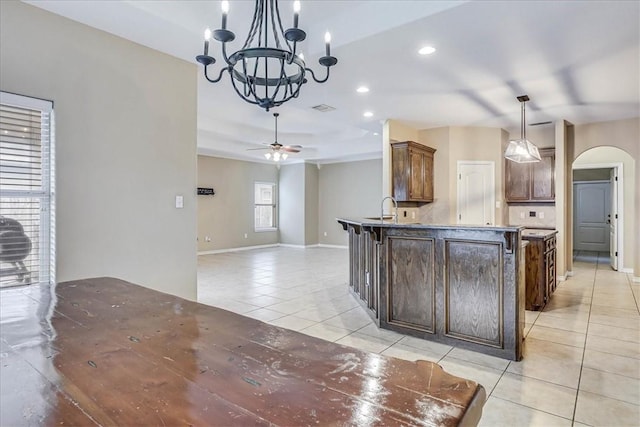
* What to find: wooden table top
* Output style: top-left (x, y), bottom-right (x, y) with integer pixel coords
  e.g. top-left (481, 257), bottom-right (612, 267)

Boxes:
top-left (0, 277), bottom-right (485, 426)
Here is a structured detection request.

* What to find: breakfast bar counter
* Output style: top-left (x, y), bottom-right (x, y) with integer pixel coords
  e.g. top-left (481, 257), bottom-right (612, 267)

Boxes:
top-left (337, 218), bottom-right (526, 361)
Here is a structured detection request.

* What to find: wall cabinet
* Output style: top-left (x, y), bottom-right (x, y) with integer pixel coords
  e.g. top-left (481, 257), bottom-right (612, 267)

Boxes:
top-left (523, 233), bottom-right (557, 310)
top-left (391, 141), bottom-right (436, 203)
top-left (505, 148), bottom-right (555, 203)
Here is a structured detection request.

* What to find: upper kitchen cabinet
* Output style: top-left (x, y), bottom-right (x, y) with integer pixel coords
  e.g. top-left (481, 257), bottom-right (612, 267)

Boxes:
top-left (505, 148), bottom-right (555, 203)
top-left (391, 141), bottom-right (436, 203)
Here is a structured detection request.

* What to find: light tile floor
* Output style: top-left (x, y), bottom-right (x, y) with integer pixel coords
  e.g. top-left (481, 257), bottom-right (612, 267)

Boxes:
top-left (198, 247), bottom-right (640, 427)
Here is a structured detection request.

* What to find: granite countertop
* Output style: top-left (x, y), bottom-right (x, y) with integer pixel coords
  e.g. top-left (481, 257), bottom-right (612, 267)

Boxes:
top-left (337, 217), bottom-right (524, 233)
top-left (521, 228), bottom-right (558, 239)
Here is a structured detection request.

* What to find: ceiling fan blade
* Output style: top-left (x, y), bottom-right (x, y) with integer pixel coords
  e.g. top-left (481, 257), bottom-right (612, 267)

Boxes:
top-left (246, 147), bottom-right (269, 151)
top-left (283, 145), bottom-right (302, 153)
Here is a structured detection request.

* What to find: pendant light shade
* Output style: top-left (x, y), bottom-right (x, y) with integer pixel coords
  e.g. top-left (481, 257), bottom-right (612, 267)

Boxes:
top-left (505, 95), bottom-right (541, 163)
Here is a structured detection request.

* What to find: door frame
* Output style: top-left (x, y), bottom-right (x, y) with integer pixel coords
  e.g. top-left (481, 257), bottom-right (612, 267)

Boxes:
top-left (572, 162), bottom-right (624, 270)
top-left (456, 160), bottom-right (495, 226)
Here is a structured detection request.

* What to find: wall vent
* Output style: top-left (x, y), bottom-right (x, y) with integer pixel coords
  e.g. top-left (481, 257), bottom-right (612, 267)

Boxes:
top-left (311, 104), bottom-right (336, 112)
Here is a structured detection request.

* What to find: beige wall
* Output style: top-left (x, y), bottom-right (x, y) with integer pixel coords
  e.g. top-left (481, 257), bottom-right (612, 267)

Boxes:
top-left (418, 126), bottom-right (505, 225)
top-left (0, 1), bottom-right (198, 299)
top-left (279, 163), bottom-right (306, 245)
top-left (554, 121), bottom-right (574, 279)
top-left (197, 156), bottom-right (279, 252)
top-left (318, 159), bottom-right (382, 246)
top-left (305, 164), bottom-right (319, 245)
top-left (418, 127), bottom-right (451, 223)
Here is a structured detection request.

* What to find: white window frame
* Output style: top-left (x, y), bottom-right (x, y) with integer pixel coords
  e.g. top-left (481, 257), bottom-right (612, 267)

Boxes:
top-left (0, 91), bottom-right (55, 286)
top-left (254, 181), bottom-right (277, 232)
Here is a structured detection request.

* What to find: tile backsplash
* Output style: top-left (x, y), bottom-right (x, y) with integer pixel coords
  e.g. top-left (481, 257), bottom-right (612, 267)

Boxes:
top-left (508, 205), bottom-right (556, 228)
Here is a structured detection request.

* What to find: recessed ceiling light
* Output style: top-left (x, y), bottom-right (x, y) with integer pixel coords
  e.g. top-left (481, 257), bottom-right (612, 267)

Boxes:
top-left (418, 46), bottom-right (436, 55)
top-left (363, 111), bottom-right (373, 118)
top-left (373, 132), bottom-right (379, 136)
top-left (356, 86), bottom-right (369, 93)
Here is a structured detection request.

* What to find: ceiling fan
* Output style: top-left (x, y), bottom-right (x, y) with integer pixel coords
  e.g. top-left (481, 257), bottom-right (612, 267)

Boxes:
top-left (247, 113), bottom-right (302, 161)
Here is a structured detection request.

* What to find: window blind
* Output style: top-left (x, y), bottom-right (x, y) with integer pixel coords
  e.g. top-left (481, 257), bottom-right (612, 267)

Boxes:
top-left (254, 182), bottom-right (277, 230)
top-left (0, 92), bottom-right (54, 288)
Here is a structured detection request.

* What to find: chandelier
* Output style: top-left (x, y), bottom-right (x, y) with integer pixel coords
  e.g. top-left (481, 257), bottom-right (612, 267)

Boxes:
top-left (196, 0), bottom-right (338, 111)
top-left (505, 95), bottom-right (541, 163)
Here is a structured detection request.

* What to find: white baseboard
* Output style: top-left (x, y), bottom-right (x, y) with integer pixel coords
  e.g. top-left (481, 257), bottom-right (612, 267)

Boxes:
top-left (198, 244), bottom-right (278, 255)
top-left (619, 268), bottom-right (633, 274)
top-left (557, 274), bottom-right (569, 282)
top-left (279, 243), bottom-right (348, 249)
top-left (633, 276), bottom-right (640, 283)
top-left (199, 243), bottom-right (348, 255)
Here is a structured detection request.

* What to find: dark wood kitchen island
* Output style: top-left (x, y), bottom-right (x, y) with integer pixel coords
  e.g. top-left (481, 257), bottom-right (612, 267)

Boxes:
top-left (338, 219), bottom-right (526, 361)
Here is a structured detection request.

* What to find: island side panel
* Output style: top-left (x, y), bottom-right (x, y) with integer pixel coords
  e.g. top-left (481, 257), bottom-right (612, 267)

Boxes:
top-left (386, 236), bottom-right (436, 334)
top-left (378, 226), bottom-right (522, 360)
top-left (343, 221), bottom-right (380, 323)
top-left (443, 240), bottom-right (503, 348)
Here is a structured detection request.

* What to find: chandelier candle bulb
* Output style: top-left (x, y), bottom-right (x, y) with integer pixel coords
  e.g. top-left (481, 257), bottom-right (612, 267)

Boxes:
top-left (293, 1), bottom-right (300, 29)
top-left (325, 31), bottom-right (331, 56)
top-left (221, 1), bottom-right (229, 30)
top-left (204, 28), bottom-right (211, 55)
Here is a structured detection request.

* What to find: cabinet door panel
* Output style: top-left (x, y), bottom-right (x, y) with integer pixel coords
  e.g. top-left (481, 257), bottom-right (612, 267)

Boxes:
top-left (505, 161), bottom-right (530, 201)
top-left (532, 153), bottom-right (555, 200)
top-left (445, 240), bottom-right (502, 346)
top-left (409, 150), bottom-right (424, 200)
top-left (422, 152), bottom-right (434, 201)
top-left (387, 236), bottom-right (435, 333)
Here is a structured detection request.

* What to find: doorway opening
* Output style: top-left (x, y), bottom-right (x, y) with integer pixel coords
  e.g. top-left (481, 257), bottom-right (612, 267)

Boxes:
top-left (572, 163), bottom-right (622, 270)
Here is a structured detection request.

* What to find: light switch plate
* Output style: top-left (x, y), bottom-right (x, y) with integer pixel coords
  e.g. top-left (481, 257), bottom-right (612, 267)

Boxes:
top-left (175, 195), bottom-right (184, 209)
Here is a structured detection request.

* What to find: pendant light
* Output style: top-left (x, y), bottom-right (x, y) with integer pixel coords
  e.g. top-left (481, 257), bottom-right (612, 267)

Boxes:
top-left (505, 95), bottom-right (541, 163)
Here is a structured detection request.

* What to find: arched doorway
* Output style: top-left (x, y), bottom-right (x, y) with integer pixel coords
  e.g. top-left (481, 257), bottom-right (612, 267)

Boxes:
top-left (572, 146), bottom-right (635, 272)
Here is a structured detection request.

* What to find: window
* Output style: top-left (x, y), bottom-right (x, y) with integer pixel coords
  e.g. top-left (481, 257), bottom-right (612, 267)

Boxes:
top-left (0, 92), bottom-right (55, 288)
top-left (254, 182), bottom-right (276, 230)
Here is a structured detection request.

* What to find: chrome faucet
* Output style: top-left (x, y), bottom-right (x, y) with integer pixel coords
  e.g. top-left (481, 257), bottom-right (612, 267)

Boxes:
top-left (381, 196), bottom-right (398, 224)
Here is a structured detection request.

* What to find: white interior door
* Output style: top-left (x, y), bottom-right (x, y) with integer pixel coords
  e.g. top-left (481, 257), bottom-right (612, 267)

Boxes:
top-left (573, 181), bottom-right (610, 252)
top-left (457, 162), bottom-right (495, 225)
top-left (609, 169), bottom-right (618, 270)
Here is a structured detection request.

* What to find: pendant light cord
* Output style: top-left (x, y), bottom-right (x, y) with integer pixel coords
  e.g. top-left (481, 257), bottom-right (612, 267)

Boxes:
top-left (521, 100), bottom-right (526, 140)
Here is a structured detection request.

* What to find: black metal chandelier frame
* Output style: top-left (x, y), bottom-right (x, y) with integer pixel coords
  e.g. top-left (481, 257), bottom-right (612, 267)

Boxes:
top-left (196, 0), bottom-right (338, 111)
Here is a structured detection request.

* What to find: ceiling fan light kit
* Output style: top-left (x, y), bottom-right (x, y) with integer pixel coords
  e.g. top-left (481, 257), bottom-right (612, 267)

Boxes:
top-left (505, 95), bottom-right (542, 163)
top-left (196, 0), bottom-right (338, 111)
top-left (247, 113), bottom-right (301, 162)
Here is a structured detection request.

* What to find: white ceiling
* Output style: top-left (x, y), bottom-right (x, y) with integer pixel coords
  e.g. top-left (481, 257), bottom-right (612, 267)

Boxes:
top-left (26, 0), bottom-right (640, 164)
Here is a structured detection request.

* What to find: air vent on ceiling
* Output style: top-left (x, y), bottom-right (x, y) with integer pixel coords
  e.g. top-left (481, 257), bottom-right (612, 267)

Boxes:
top-left (311, 104), bottom-right (336, 112)
top-left (529, 121), bottom-right (553, 126)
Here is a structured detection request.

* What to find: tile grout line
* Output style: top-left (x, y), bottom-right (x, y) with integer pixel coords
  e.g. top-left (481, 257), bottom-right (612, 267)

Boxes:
top-left (489, 395), bottom-right (574, 423)
top-left (569, 254), bottom-right (599, 426)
